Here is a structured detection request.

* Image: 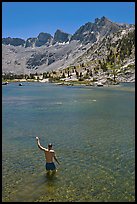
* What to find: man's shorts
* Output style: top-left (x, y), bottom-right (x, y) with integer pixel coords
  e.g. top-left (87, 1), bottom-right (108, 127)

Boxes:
top-left (45, 162), bottom-right (56, 170)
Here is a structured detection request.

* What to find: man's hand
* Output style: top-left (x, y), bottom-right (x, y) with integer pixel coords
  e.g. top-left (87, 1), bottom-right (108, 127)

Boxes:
top-left (36, 137), bottom-right (39, 140)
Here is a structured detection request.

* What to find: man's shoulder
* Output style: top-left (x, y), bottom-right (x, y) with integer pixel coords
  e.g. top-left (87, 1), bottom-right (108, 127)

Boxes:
top-left (49, 150), bottom-right (55, 153)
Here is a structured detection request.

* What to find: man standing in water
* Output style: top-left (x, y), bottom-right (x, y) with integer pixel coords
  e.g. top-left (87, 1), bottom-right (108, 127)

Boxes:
top-left (36, 137), bottom-right (60, 173)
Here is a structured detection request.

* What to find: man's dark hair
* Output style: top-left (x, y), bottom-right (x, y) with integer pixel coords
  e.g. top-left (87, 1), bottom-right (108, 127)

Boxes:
top-left (48, 143), bottom-right (52, 148)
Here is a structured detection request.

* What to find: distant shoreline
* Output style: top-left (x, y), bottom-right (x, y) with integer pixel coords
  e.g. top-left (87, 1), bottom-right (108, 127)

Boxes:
top-left (2, 78), bottom-right (135, 88)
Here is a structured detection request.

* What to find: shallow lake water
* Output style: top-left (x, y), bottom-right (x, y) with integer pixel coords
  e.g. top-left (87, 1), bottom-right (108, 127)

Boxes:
top-left (2, 82), bottom-right (135, 202)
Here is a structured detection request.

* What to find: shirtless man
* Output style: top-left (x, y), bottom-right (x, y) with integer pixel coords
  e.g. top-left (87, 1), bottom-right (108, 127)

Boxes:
top-left (36, 137), bottom-right (60, 173)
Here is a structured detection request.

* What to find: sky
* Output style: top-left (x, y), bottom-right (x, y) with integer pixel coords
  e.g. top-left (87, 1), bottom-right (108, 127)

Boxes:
top-left (2, 2), bottom-right (135, 40)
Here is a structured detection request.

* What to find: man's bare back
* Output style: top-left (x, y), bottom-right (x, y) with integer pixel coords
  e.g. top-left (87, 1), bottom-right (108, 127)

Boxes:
top-left (44, 149), bottom-right (55, 163)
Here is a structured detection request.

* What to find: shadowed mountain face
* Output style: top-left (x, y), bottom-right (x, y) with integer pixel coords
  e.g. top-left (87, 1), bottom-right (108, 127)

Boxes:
top-left (35, 32), bottom-right (53, 47)
top-left (24, 33), bottom-right (53, 48)
top-left (2, 16), bottom-right (135, 76)
top-left (53, 29), bottom-right (71, 44)
top-left (2, 37), bottom-right (25, 46)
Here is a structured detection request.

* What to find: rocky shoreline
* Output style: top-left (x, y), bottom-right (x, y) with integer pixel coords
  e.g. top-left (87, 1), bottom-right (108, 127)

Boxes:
top-left (2, 76), bottom-right (135, 88)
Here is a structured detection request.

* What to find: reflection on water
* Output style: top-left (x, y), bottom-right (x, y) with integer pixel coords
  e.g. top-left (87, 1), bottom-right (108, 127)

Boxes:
top-left (2, 82), bottom-right (135, 202)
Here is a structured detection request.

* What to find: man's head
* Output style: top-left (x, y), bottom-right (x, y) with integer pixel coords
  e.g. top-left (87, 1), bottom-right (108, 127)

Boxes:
top-left (48, 143), bottom-right (52, 150)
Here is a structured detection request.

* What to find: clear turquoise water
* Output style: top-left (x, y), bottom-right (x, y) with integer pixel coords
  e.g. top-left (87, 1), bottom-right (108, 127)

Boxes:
top-left (2, 82), bottom-right (135, 202)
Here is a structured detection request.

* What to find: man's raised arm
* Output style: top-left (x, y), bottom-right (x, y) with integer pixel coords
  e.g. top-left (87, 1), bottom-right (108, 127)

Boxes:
top-left (36, 137), bottom-right (46, 151)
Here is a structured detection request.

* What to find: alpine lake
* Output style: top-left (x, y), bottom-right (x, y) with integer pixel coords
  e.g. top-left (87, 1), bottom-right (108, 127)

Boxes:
top-left (2, 82), bottom-right (135, 202)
